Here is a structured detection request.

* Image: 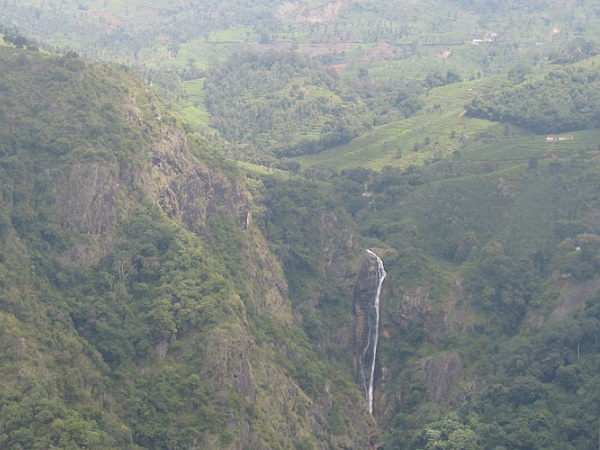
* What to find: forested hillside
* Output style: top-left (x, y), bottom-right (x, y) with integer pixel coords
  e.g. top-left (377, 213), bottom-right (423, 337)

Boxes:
top-left (3, 1), bottom-right (600, 449)
top-left (204, 51), bottom-right (373, 160)
top-left (0, 46), bottom-right (375, 449)
top-left (4, 0), bottom-right (600, 82)
top-left (466, 67), bottom-right (600, 133)
top-left (343, 153), bottom-right (600, 448)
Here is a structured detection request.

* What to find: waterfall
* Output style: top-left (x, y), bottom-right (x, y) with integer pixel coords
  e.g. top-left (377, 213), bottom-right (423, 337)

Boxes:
top-left (359, 249), bottom-right (386, 415)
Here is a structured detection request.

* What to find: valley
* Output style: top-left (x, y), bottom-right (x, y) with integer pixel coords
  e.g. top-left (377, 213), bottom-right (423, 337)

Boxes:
top-left (1, 1), bottom-right (600, 449)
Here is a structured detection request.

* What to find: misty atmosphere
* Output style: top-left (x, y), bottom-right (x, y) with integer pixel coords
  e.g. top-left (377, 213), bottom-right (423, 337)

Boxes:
top-left (1, 0), bottom-right (600, 448)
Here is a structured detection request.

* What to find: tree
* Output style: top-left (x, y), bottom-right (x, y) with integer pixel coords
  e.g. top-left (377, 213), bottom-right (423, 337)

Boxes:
top-left (422, 414), bottom-right (480, 450)
top-left (508, 63), bottom-right (531, 83)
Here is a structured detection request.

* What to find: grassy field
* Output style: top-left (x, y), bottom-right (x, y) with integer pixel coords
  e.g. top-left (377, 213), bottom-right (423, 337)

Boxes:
top-left (295, 75), bottom-right (515, 171)
top-left (168, 78), bottom-right (211, 129)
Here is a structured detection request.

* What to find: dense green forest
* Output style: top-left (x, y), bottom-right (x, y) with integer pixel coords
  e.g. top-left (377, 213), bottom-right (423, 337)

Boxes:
top-left (3, 1), bottom-right (600, 449)
top-left (466, 67), bottom-right (600, 133)
top-left (204, 51), bottom-right (373, 160)
top-left (341, 155), bottom-right (600, 449)
top-left (0, 45), bottom-right (375, 449)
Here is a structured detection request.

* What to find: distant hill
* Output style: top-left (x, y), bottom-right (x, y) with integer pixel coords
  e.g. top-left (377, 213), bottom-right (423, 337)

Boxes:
top-left (2, 0), bottom-right (599, 80)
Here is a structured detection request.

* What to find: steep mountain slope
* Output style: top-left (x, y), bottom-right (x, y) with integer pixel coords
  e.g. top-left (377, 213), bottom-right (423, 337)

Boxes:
top-left (0, 46), bottom-right (375, 449)
top-left (338, 130), bottom-right (600, 448)
top-left (4, 2), bottom-right (600, 448)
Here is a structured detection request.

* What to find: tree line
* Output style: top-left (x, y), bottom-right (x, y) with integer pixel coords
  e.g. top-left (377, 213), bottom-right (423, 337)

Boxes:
top-left (466, 67), bottom-right (600, 134)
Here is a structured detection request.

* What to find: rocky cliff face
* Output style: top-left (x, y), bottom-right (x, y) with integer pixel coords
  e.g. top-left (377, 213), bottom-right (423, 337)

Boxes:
top-left (374, 266), bottom-right (472, 418)
top-left (144, 127), bottom-right (250, 235)
top-left (353, 251), bottom-right (384, 411)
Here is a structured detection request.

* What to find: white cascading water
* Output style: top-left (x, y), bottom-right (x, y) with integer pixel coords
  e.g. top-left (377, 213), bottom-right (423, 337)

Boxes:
top-left (360, 249), bottom-right (386, 415)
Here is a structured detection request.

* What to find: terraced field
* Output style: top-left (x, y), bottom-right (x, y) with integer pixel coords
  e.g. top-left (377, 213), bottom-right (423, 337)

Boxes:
top-left (296, 75), bottom-right (513, 170)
